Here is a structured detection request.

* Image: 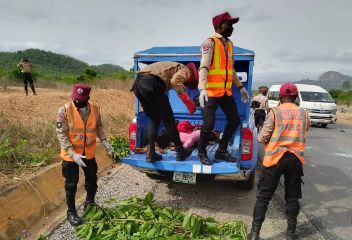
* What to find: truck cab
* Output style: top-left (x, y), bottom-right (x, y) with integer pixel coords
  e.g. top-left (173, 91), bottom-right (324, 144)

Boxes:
top-left (122, 46), bottom-right (257, 189)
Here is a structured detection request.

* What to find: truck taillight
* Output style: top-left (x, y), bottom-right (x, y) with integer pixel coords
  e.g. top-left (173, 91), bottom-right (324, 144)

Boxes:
top-left (128, 119), bottom-right (137, 151)
top-left (241, 128), bottom-right (253, 161)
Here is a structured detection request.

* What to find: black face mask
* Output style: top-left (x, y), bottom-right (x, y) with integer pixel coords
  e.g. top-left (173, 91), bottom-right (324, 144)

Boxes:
top-left (73, 100), bottom-right (88, 109)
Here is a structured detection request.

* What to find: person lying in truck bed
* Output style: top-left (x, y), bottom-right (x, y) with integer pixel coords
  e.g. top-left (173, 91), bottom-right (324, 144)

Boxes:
top-left (132, 62), bottom-right (199, 163)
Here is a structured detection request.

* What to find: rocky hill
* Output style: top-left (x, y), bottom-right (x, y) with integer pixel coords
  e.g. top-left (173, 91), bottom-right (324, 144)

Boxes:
top-left (295, 71), bottom-right (352, 90)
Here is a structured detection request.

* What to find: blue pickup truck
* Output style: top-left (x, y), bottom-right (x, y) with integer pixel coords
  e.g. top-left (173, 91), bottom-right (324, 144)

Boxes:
top-left (122, 46), bottom-right (258, 189)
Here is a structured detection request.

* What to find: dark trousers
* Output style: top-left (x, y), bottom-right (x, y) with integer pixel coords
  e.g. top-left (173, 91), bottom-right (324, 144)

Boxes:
top-left (198, 94), bottom-right (240, 153)
top-left (252, 152), bottom-right (304, 225)
top-left (133, 74), bottom-right (183, 148)
top-left (254, 109), bottom-right (266, 128)
top-left (62, 158), bottom-right (98, 212)
top-left (22, 73), bottom-right (36, 94)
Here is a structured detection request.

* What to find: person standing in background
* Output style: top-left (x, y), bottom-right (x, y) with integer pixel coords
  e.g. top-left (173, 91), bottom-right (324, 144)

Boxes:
top-left (17, 57), bottom-right (36, 96)
top-left (251, 86), bottom-right (269, 132)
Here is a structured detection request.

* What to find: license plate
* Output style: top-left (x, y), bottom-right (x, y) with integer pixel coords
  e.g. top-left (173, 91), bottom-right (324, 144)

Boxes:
top-left (173, 172), bottom-right (196, 184)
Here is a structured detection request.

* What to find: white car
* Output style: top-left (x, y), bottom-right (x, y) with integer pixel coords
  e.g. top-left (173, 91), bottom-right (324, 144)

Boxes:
top-left (267, 84), bottom-right (337, 127)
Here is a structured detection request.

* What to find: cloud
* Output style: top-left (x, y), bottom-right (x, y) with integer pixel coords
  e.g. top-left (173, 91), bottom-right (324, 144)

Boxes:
top-left (275, 49), bottom-right (352, 63)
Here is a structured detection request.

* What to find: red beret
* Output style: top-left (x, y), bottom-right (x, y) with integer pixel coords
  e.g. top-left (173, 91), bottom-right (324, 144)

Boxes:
top-left (212, 12), bottom-right (239, 27)
top-left (280, 83), bottom-right (298, 96)
top-left (185, 62), bottom-right (199, 90)
top-left (71, 83), bottom-right (91, 102)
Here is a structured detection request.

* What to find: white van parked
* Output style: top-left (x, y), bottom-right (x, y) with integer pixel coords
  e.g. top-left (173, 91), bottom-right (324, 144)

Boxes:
top-left (267, 84), bottom-right (337, 127)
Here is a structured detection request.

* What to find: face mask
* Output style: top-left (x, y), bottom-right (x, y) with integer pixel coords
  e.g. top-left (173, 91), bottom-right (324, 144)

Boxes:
top-left (73, 100), bottom-right (87, 109)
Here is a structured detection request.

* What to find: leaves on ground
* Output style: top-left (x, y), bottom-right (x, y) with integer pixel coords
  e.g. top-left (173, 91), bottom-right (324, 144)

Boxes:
top-left (76, 193), bottom-right (247, 240)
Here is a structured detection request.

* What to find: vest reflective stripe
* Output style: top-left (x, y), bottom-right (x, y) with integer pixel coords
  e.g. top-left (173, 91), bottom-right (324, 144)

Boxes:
top-left (263, 104), bottom-right (307, 167)
top-left (60, 101), bottom-right (98, 161)
top-left (206, 37), bottom-right (233, 97)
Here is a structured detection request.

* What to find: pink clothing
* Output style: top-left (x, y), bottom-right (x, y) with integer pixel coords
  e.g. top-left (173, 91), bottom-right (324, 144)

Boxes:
top-left (180, 130), bottom-right (201, 148)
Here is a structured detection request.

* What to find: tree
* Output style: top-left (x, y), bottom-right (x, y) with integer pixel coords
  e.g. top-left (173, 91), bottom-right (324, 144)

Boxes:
top-left (84, 68), bottom-right (97, 78)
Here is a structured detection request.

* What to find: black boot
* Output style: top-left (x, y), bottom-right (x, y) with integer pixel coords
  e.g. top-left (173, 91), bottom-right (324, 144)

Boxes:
top-left (83, 197), bottom-right (95, 211)
top-left (67, 211), bottom-right (83, 226)
top-left (248, 222), bottom-right (262, 240)
top-left (286, 220), bottom-right (298, 240)
top-left (146, 145), bottom-right (162, 163)
top-left (215, 147), bottom-right (236, 162)
top-left (25, 90), bottom-right (28, 96)
top-left (198, 152), bottom-right (212, 165)
top-left (176, 146), bottom-right (192, 161)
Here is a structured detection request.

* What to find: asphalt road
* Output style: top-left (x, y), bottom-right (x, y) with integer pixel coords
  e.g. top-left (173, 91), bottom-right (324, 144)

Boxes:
top-left (298, 123), bottom-right (352, 240)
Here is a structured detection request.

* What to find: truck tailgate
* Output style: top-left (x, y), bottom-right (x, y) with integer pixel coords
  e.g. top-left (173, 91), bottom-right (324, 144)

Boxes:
top-left (121, 143), bottom-right (240, 174)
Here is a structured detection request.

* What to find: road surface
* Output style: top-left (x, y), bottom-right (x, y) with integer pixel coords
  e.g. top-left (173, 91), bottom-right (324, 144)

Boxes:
top-left (300, 123), bottom-right (352, 240)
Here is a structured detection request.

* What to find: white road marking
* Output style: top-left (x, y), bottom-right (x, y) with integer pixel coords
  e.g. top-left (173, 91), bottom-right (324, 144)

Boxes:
top-left (333, 153), bottom-right (352, 158)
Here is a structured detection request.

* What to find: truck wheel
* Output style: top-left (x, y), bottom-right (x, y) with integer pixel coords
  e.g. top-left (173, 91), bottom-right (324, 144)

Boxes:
top-left (237, 170), bottom-right (255, 190)
top-left (320, 124), bottom-right (328, 128)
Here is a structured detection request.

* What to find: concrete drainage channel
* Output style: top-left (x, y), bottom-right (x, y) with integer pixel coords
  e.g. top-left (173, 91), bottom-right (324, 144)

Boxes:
top-left (0, 144), bottom-right (116, 240)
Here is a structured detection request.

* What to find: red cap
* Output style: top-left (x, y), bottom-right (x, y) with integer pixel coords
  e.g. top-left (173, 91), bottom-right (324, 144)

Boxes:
top-left (71, 83), bottom-right (91, 102)
top-left (212, 12), bottom-right (239, 27)
top-left (185, 62), bottom-right (199, 89)
top-left (177, 121), bottom-right (193, 134)
top-left (279, 82), bottom-right (298, 96)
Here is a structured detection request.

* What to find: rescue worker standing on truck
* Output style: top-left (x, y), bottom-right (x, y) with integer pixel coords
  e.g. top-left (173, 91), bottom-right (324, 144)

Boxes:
top-left (56, 83), bottom-right (114, 226)
top-left (133, 62), bottom-right (199, 163)
top-left (248, 83), bottom-right (309, 240)
top-left (251, 86), bottom-right (269, 132)
top-left (198, 12), bottom-right (249, 165)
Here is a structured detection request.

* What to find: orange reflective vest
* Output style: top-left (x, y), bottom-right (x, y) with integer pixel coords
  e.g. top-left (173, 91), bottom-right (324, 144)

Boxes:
top-left (206, 37), bottom-right (233, 97)
top-left (263, 103), bottom-right (308, 167)
top-left (61, 101), bottom-right (98, 161)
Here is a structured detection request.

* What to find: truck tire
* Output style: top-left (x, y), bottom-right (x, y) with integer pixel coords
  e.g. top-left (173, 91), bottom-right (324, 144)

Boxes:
top-left (320, 124), bottom-right (328, 128)
top-left (237, 170), bottom-right (255, 190)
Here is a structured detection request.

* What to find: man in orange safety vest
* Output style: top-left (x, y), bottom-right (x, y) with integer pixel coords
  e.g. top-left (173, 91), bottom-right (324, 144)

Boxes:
top-left (56, 83), bottom-right (114, 226)
top-left (198, 12), bottom-right (249, 165)
top-left (248, 83), bottom-right (309, 240)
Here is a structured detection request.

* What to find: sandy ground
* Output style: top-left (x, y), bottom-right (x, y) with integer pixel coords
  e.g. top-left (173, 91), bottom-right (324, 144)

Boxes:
top-left (0, 86), bottom-right (135, 188)
top-left (0, 86), bottom-right (134, 126)
top-left (336, 105), bottom-right (352, 126)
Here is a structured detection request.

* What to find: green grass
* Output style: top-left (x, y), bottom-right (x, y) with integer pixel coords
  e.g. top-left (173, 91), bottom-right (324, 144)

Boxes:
top-left (0, 114), bottom-right (57, 171)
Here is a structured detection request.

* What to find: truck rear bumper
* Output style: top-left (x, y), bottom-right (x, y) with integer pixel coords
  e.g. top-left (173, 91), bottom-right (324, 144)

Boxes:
top-left (134, 167), bottom-right (252, 181)
top-left (122, 145), bottom-right (241, 175)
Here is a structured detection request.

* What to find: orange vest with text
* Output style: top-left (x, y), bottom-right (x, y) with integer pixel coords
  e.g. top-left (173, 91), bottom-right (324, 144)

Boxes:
top-left (61, 101), bottom-right (98, 161)
top-left (263, 103), bottom-right (308, 167)
top-left (206, 37), bottom-right (233, 97)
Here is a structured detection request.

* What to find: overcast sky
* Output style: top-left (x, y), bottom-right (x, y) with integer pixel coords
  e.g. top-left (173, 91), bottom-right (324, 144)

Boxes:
top-left (1, 0), bottom-right (351, 83)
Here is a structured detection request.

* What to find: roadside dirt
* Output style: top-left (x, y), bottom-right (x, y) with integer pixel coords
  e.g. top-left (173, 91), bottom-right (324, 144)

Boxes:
top-left (0, 86), bottom-right (134, 126)
top-left (337, 105), bottom-right (352, 126)
top-left (0, 86), bottom-right (134, 188)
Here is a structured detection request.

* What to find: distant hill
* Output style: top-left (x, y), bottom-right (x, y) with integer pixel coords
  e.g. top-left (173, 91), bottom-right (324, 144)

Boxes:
top-left (0, 49), bottom-right (126, 76)
top-left (295, 71), bottom-right (352, 90)
top-left (92, 64), bottom-right (125, 75)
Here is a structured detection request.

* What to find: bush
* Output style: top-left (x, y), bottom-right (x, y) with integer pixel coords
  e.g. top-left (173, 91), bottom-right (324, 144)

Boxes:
top-left (110, 136), bottom-right (129, 162)
top-left (0, 114), bottom-right (56, 171)
top-left (329, 89), bottom-right (342, 99)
